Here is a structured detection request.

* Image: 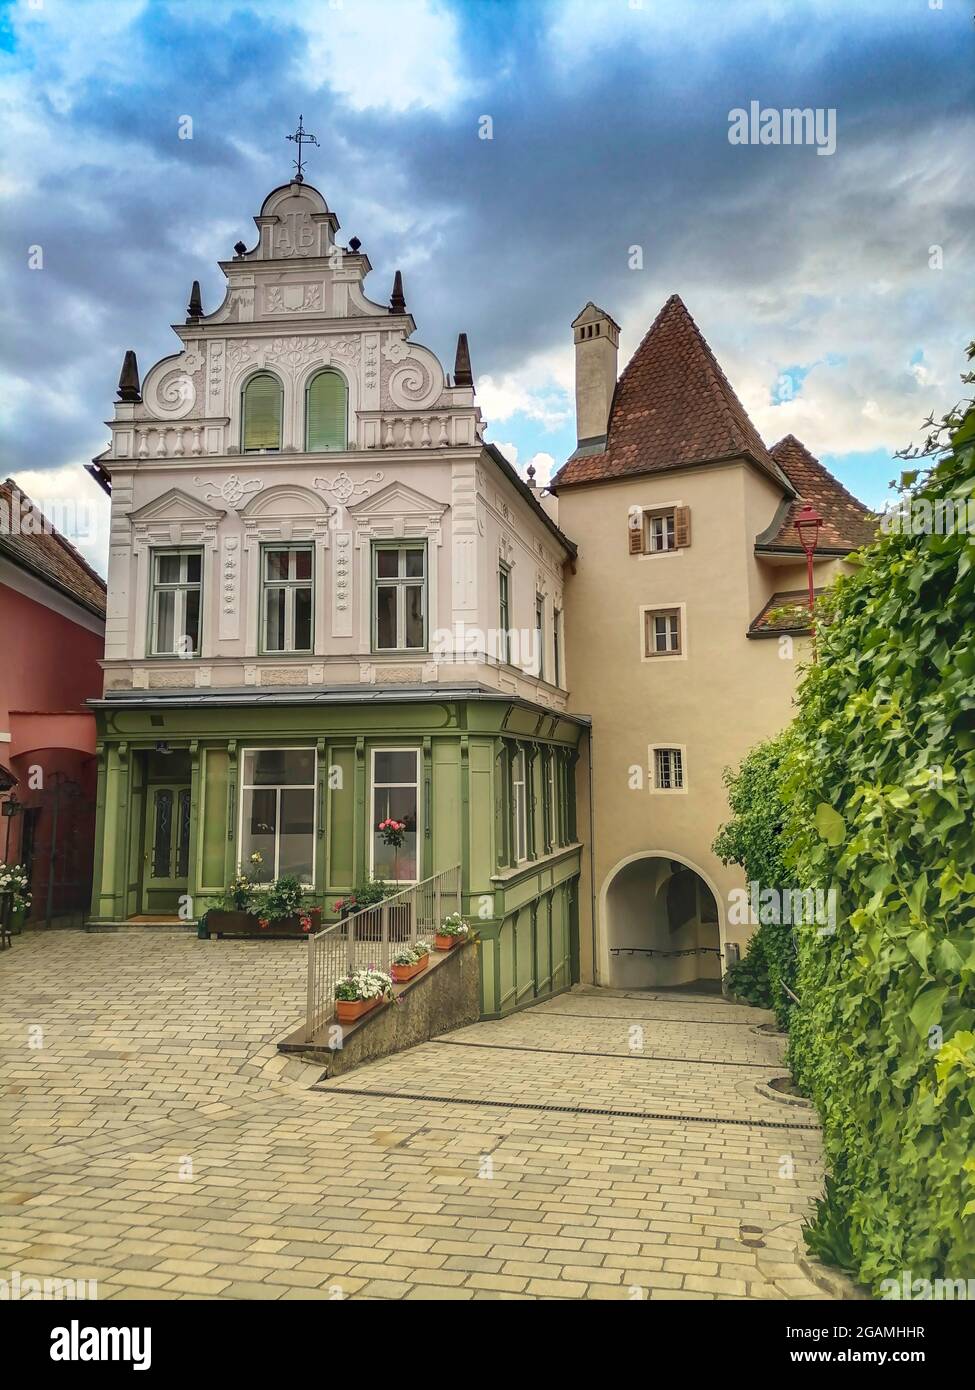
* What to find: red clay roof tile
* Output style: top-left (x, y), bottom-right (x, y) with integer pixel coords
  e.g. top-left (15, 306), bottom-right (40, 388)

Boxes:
top-left (552, 294), bottom-right (788, 489)
top-left (762, 436), bottom-right (877, 553)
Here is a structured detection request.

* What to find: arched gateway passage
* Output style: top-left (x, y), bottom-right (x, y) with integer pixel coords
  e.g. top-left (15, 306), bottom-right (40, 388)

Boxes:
top-left (602, 853), bottom-right (724, 991)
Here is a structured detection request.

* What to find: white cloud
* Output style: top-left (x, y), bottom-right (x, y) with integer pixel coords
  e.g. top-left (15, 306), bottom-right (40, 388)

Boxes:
top-left (291, 0), bottom-right (471, 114)
top-left (11, 465), bottom-right (110, 576)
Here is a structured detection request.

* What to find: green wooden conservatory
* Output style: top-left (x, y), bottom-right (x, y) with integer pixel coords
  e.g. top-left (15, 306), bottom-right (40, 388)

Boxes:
top-left (89, 688), bottom-right (587, 1018)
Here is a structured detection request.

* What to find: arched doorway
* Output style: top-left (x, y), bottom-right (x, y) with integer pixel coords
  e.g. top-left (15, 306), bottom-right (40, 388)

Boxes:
top-left (601, 853), bottom-right (723, 991)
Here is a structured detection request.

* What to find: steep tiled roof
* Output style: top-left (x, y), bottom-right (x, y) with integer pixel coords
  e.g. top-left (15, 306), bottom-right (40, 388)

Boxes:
top-left (0, 478), bottom-right (107, 618)
top-left (748, 589), bottom-right (820, 637)
top-left (553, 294), bottom-right (790, 490)
top-left (759, 436), bottom-right (878, 553)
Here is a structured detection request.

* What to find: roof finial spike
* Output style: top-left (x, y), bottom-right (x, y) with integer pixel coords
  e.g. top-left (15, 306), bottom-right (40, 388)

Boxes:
top-left (526, 463), bottom-right (537, 489)
top-left (286, 113), bottom-right (319, 184)
top-left (389, 270), bottom-right (406, 314)
top-left (186, 279), bottom-right (203, 322)
top-left (453, 332), bottom-right (473, 388)
top-left (117, 350), bottom-right (141, 403)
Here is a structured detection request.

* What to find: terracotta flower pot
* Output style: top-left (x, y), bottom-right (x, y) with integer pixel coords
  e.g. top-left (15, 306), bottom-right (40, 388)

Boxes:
top-left (435, 933), bottom-right (461, 951)
top-left (335, 995), bottom-right (384, 1024)
top-left (391, 954), bottom-right (429, 982)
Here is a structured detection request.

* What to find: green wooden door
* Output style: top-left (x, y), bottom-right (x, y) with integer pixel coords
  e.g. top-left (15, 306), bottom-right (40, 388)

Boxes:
top-left (142, 784), bottom-right (191, 914)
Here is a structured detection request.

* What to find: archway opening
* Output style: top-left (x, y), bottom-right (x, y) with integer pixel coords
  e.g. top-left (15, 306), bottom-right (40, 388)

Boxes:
top-left (605, 855), bottom-right (722, 992)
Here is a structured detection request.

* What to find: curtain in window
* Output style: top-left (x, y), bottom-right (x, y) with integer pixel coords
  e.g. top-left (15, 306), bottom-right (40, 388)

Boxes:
top-left (306, 370), bottom-right (347, 451)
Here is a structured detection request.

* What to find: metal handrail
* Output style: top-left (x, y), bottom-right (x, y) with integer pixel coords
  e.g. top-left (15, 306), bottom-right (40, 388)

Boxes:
top-left (304, 864), bottom-right (462, 1042)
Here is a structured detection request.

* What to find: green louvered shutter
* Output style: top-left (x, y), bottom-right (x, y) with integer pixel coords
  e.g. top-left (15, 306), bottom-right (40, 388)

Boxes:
top-left (306, 370), bottom-right (348, 450)
top-left (242, 374), bottom-right (282, 451)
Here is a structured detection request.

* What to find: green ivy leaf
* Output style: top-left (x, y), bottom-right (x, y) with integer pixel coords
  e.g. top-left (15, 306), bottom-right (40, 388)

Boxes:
top-left (814, 802), bottom-right (846, 847)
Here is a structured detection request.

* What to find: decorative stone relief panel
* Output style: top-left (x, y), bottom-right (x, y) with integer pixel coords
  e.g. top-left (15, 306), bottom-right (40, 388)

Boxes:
top-left (193, 473), bottom-right (264, 510)
top-left (332, 531), bottom-right (353, 638)
top-left (313, 471), bottom-right (383, 506)
top-left (219, 536), bottom-right (241, 640)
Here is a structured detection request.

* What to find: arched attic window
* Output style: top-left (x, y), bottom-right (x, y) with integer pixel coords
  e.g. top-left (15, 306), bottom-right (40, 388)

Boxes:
top-left (242, 373), bottom-right (283, 452)
top-left (305, 369), bottom-right (348, 451)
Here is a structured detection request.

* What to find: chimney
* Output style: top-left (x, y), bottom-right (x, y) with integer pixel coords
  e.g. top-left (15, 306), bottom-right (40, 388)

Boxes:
top-left (571, 302), bottom-right (619, 445)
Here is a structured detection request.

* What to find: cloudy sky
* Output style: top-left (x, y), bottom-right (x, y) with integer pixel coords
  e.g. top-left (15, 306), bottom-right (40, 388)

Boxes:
top-left (1, 0), bottom-right (972, 574)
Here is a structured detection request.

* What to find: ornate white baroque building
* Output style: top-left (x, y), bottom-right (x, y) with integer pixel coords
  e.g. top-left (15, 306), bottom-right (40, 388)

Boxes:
top-left (89, 178), bottom-right (586, 1023)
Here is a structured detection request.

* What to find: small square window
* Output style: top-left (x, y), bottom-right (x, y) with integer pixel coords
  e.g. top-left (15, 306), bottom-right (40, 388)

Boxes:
top-left (645, 607), bottom-right (682, 657)
top-left (652, 746), bottom-right (684, 791)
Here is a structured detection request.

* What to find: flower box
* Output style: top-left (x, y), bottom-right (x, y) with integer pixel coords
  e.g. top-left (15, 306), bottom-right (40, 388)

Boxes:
top-left (391, 952), bottom-right (429, 982)
top-left (206, 908), bottom-right (321, 939)
top-left (435, 933), bottom-right (461, 951)
top-left (335, 995), bottom-right (385, 1024)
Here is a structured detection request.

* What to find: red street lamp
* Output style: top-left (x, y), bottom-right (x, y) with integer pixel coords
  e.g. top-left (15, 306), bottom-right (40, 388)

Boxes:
top-left (794, 502), bottom-right (824, 612)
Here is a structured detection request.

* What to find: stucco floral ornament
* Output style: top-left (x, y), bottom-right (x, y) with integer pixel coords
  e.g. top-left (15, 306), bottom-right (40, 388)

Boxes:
top-left (194, 474), bottom-right (264, 509)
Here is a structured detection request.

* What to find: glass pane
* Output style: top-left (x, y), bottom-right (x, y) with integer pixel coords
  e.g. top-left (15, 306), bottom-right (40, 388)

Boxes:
top-left (293, 549), bottom-right (312, 581)
top-left (294, 586), bottom-right (312, 650)
top-left (404, 548), bottom-right (424, 578)
top-left (154, 590), bottom-right (175, 653)
top-left (242, 748), bottom-right (316, 786)
top-left (376, 549), bottom-right (399, 579)
top-left (279, 788), bottom-right (315, 884)
top-left (376, 585), bottom-right (397, 648)
top-left (372, 783), bottom-right (418, 881)
top-left (182, 589), bottom-right (200, 654)
top-left (405, 584), bottom-right (424, 648)
top-left (184, 552), bottom-right (202, 584)
top-left (155, 553), bottom-right (181, 584)
top-left (266, 549), bottom-right (290, 581)
top-left (265, 587), bottom-right (286, 651)
top-left (176, 788), bottom-right (191, 878)
top-left (374, 750), bottom-right (418, 785)
top-left (240, 788), bottom-right (276, 879)
top-left (152, 789), bottom-right (173, 877)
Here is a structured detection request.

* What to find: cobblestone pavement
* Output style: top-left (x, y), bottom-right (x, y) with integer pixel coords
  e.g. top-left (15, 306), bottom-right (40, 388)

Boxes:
top-left (0, 930), bottom-right (828, 1300)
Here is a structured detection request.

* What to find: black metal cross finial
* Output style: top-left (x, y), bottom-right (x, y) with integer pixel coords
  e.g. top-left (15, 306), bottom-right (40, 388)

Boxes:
top-left (286, 114), bottom-right (319, 184)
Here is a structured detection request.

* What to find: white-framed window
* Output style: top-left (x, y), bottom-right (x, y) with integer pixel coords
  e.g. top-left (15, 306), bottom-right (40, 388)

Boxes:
top-left (262, 545), bottom-right (313, 654)
top-left (498, 563), bottom-right (511, 665)
top-left (650, 744), bottom-right (686, 793)
top-left (149, 548), bottom-right (202, 657)
top-left (241, 372), bottom-right (283, 453)
top-left (238, 747), bottom-right (316, 884)
top-left (512, 747), bottom-right (528, 863)
top-left (373, 542), bottom-right (426, 651)
top-left (629, 504), bottom-right (690, 556)
top-left (370, 747), bottom-right (420, 882)
top-left (534, 592), bottom-right (545, 680)
top-left (641, 603), bottom-right (687, 662)
top-left (646, 607), bottom-right (680, 655)
top-left (553, 607), bottom-right (562, 687)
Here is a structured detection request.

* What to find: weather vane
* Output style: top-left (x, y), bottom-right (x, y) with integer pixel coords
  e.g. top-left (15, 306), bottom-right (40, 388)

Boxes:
top-left (286, 114), bottom-right (319, 184)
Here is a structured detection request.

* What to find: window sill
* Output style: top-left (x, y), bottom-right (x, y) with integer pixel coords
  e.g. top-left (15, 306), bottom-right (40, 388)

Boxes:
top-left (491, 842), bottom-right (582, 884)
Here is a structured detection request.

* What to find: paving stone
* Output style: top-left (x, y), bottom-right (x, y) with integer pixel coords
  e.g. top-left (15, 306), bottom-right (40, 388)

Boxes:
top-left (0, 935), bottom-right (827, 1304)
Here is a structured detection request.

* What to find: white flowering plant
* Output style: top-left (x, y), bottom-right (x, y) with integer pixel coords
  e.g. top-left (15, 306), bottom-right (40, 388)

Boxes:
top-left (392, 940), bottom-right (431, 967)
top-left (334, 968), bottom-right (393, 1003)
top-left (438, 912), bottom-right (470, 939)
top-left (0, 863), bottom-right (31, 914)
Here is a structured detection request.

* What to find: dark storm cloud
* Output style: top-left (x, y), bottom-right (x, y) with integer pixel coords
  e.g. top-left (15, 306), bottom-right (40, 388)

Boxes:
top-left (1, 0), bottom-right (971, 568)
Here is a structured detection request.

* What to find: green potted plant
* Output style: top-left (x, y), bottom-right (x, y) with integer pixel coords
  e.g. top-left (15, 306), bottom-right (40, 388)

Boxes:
top-left (435, 912), bottom-right (470, 951)
top-left (0, 863), bottom-right (30, 936)
top-left (391, 939), bottom-right (431, 982)
top-left (333, 877), bottom-right (391, 922)
top-left (334, 967), bottom-right (393, 1023)
top-left (204, 855), bottom-right (320, 938)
